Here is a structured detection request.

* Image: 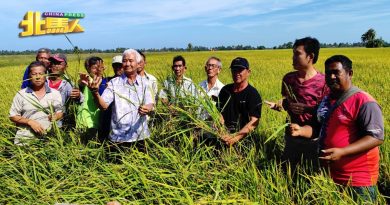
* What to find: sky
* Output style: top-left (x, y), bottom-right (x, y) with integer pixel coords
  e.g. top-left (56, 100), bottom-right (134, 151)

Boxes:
top-left (1, 0), bottom-right (390, 51)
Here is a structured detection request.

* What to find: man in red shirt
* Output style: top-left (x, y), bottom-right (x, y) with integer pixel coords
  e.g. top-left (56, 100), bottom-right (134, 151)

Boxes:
top-left (292, 55), bottom-right (384, 202)
top-left (267, 37), bottom-right (328, 173)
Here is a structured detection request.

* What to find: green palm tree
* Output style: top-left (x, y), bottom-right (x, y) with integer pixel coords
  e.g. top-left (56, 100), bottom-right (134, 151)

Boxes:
top-left (361, 28), bottom-right (376, 43)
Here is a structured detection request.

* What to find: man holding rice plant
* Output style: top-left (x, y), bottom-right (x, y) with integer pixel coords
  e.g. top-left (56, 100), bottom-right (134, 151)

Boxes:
top-left (266, 37), bottom-right (328, 173)
top-left (86, 49), bottom-right (154, 148)
top-left (159, 55), bottom-right (198, 106)
top-left (48, 53), bottom-right (82, 106)
top-left (10, 61), bottom-right (63, 145)
top-left (217, 57), bottom-right (262, 146)
top-left (291, 55), bottom-right (384, 202)
top-left (198, 56), bottom-right (224, 121)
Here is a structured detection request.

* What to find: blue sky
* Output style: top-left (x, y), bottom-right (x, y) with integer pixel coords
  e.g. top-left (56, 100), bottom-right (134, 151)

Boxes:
top-left (1, 0), bottom-right (390, 51)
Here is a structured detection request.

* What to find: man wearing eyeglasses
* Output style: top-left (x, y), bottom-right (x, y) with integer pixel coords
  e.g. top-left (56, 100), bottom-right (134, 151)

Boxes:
top-left (199, 57), bottom-right (225, 120)
top-left (199, 56), bottom-right (224, 101)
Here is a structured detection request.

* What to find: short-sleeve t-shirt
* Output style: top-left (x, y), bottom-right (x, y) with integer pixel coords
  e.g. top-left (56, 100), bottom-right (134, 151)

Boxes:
top-left (282, 71), bottom-right (328, 126)
top-left (321, 91), bottom-right (384, 186)
top-left (217, 84), bottom-right (262, 133)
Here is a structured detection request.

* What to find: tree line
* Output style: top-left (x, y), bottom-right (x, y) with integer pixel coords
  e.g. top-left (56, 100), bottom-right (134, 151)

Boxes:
top-left (2, 29), bottom-right (388, 55)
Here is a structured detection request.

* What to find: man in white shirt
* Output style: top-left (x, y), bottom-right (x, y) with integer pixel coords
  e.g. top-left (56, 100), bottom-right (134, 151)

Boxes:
top-left (159, 55), bottom-right (197, 106)
top-left (199, 56), bottom-right (224, 120)
top-left (137, 51), bottom-right (158, 103)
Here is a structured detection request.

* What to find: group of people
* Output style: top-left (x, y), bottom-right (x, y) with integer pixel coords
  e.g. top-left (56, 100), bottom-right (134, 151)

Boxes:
top-left (9, 37), bottom-right (384, 202)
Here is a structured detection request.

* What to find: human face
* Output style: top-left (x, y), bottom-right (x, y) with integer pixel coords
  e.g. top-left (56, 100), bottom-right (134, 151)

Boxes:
top-left (112, 63), bottom-right (123, 77)
top-left (231, 68), bottom-right (250, 84)
top-left (292, 45), bottom-right (311, 70)
top-left (88, 61), bottom-right (105, 77)
top-left (205, 59), bottom-right (221, 78)
top-left (325, 61), bottom-right (352, 95)
top-left (172, 60), bottom-right (186, 78)
top-left (49, 61), bottom-right (66, 76)
top-left (137, 58), bottom-right (146, 73)
top-left (36, 53), bottom-right (50, 68)
top-left (29, 66), bottom-right (46, 87)
top-left (122, 53), bottom-right (138, 75)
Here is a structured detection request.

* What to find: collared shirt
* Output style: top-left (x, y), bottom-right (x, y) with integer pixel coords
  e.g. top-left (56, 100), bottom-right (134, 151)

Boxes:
top-left (9, 84), bottom-right (63, 144)
top-left (159, 76), bottom-right (198, 104)
top-left (141, 71), bottom-right (158, 103)
top-left (199, 78), bottom-right (224, 98)
top-left (199, 78), bottom-right (224, 120)
top-left (47, 78), bottom-right (84, 106)
top-left (101, 74), bottom-right (153, 142)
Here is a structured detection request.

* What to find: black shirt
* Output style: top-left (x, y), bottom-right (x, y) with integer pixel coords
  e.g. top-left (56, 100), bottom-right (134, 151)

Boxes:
top-left (217, 84), bottom-right (262, 133)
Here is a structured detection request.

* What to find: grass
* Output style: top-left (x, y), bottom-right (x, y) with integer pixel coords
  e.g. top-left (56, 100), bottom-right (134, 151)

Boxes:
top-left (0, 48), bottom-right (389, 204)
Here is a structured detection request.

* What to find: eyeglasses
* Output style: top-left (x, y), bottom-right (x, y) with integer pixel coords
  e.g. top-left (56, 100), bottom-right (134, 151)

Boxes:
top-left (206, 64), bottom-right (219, 68)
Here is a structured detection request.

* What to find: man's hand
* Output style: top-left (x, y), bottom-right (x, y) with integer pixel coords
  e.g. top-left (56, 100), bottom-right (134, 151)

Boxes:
top-left (70, 88), bottom-right (81, 99)
top-left (221, 134), bottom-right (241, 146)
top-left (89, 76), bottom-right (102, 92)
top-left (27, 120), bottom-right (45, 135)
top-left (79, 72), bottom-right (91, 86)
top-left (319, 148), bottom-right (346, 162)
top-left (289, 123), bottom-right (301, 137)
top-left (138, 104), bottom-right (153, 116)
top-left (265, 100), bottom-right (282, 111)
top-left (288, 102), bottom-right (310, 115)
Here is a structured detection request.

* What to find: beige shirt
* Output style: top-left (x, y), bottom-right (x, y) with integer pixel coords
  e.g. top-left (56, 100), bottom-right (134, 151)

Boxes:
top-left (9, 85), bottom-right (63, 144)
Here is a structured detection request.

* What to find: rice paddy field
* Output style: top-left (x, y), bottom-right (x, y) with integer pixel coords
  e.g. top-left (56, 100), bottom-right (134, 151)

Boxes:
top-left (0, 48), bottom-right (389, 204)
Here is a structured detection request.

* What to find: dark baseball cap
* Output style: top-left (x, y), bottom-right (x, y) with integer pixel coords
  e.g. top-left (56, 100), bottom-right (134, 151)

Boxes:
top-left (230, 57), bottom-right (249, 70)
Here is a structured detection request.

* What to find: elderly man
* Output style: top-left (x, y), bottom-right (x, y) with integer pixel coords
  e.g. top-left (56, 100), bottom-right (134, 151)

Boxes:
top-left (10, 61), bottom-right (63, 145)
top-left (137, 51), bottom-right (158, 103)
top-left (198, 56), bottom-right (224, 120)
top-left (86, 49), bottom-right (154, 147)
top-left (217, 57), bottom-right (262, 146)
top-left (199, 56), bottom-right (224, 100)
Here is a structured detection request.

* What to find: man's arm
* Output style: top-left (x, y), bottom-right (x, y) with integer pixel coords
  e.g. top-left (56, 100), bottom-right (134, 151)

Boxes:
top-left (10, 116), bottom-right (45, 135)
top-left (320, 135), bottom-right (383, 161)
top-left (221, 116), bottom-right (259, 146)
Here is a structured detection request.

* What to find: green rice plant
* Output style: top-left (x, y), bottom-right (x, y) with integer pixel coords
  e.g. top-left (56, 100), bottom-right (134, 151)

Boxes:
top-left (0, 48), bottom-right (388, 204)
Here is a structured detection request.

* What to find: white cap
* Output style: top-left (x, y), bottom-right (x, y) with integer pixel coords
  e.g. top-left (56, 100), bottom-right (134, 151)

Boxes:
top-left (112, 55), bottom-right (122, 64)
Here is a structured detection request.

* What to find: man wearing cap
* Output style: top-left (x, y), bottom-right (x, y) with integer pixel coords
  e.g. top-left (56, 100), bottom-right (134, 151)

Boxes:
top-left (47, 53), bottom-right (82, 129)
top-left (217, 57), bottom-right (262, 146)
top-left (21, 48), bottom-right (51, 89)
top-left (107, 55), bottom-right (123, 82)
top-left (48, 53), bottom-right (82, 106)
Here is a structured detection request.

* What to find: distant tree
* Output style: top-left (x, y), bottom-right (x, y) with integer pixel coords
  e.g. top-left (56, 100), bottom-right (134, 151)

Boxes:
top-left (361, 28), bottom-right (376, 44)
top-left (187, 43), bottom-right (193, 52)
top-left (361, 28), bottom-right (383, 48)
